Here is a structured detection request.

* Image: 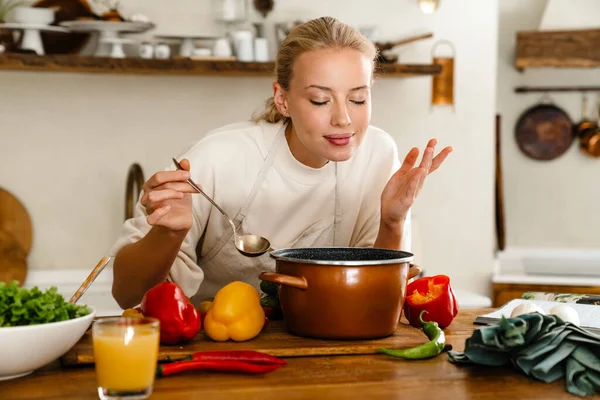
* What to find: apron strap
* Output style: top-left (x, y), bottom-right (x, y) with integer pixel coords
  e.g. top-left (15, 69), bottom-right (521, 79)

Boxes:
top-left (333, 162), bottom-right (342, 246)
top-left (201, 123), bottom-right (288, 262)
top-left (234, 123), bottom-right (288, 223)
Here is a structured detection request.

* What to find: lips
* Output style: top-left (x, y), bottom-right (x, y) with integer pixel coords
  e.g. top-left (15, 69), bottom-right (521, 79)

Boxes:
top-left (324, 133), bottom-right (354, 147)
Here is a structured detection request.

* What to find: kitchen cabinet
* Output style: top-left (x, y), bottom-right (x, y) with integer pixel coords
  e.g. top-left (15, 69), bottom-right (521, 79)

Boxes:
top-left (0, 53), bottom-right (441, 77)
top-left (492, 282), bottom-right (600, 307)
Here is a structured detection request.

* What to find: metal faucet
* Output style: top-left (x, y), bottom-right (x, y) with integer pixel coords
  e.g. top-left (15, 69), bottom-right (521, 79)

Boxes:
top-left (125, 163), bottom-right (145, 221)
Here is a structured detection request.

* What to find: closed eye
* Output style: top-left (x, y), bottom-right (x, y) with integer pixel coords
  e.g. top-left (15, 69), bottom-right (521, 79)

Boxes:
top-left (352, 100), bottom-right (366, 105)
top-left (310, 100), bottom-right (328, 106)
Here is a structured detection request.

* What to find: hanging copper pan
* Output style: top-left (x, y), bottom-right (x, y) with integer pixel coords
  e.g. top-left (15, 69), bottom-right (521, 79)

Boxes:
top-left (578, 96), bottom-right (600, 158)
top-left (515, 97), bottom-right (574, 161)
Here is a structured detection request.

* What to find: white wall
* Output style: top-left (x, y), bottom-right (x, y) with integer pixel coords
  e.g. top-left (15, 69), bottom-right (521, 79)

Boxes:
top-left (539, 0), bottom-right (600, 30)
top-left (0, 0), bottom-right (498, 297)
top-left (497, 0), bottom-right (600, 248)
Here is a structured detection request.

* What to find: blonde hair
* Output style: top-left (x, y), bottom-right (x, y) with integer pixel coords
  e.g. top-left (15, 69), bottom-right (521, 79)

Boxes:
top-left (252, 16), bottom-right (378, 124)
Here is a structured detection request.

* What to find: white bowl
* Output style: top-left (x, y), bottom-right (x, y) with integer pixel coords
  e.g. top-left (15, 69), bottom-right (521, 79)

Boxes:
top-left (12, 7), bottom-right (55, 25)
top-left (0, 305), bottom-right (96, 381)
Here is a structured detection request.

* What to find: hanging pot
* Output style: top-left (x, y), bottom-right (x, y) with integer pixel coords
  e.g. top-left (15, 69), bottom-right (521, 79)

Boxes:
top-left (578, 95), bottom-right (600, 158)
top-left (574, 94), bottom-right (596, 137)
top-left (514, 96), bottom-right (574, 161)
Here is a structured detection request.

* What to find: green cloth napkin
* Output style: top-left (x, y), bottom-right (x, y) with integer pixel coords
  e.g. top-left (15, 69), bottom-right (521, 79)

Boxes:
top-left (448, 313), bottom-right (600, 397)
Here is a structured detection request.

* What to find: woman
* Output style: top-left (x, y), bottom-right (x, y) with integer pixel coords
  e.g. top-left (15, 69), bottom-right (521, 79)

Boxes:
top-left (111, 16), bottom-right (452, 309)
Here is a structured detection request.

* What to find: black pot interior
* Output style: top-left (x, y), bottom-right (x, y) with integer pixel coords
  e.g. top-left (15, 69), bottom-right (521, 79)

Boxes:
top-left (272, 247), bottom-right (412, 262)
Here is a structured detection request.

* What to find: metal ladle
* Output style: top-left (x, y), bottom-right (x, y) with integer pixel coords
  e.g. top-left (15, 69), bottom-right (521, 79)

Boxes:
top-left (172, 158), bottom-right (271, 257)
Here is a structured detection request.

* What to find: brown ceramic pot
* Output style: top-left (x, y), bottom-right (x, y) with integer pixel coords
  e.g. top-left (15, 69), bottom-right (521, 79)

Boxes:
top-left (259, 247), bottom-right (417, 340)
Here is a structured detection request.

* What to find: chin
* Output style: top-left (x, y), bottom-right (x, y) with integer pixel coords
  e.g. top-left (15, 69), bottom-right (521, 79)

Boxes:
top-left (326, 148), bottom-right (356, 162)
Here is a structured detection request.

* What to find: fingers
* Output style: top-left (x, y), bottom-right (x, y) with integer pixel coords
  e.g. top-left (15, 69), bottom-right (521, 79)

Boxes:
top-left (429, 146), bottom-right (453, 174)
top-left (402, 167), bottom-right (425, 203)
top-left (147, 205), bottom-right (171, 226)
top-left (179, 158), bottom-right (191, 171)
top-left (155, 182), bottom-right (199, 194)
top-left (144, 170), bottom-right (191, 191)
top-left (418, 139), bottom-right (437, 171)
top-left (419, 146), bottom-right (434, 172)
top-left (141, 189), bottom-right (184, 208)
top-left (397, 147), bottom-right (420, 175)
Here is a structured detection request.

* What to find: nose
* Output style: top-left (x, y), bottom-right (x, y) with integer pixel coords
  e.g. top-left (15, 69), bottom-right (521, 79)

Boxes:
top-left (331, 102), bottom-right (351, 127)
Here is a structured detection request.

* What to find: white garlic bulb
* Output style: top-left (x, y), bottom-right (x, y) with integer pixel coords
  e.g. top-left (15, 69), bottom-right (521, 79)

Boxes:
top-left (549, 304), bottom-right (580, 326)
top-left (510, 302), bottom-right (545, 318)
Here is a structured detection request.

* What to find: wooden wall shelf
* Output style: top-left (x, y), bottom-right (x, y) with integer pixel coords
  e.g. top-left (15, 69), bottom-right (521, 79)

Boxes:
top-left (515, 28), bottom-right (600, 70)
top-left (0, 54), bottom-right (441, 77)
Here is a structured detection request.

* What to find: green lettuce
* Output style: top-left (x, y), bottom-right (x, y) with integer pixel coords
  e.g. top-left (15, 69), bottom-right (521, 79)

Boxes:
top-left (0, 281), bottom-right (90, 327)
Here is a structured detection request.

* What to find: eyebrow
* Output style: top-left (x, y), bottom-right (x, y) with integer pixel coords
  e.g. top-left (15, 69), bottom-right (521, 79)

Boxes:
top-left (305, 85), bottom-right (369, 92)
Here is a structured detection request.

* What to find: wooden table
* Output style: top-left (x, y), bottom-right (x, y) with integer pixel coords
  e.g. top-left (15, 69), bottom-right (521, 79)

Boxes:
top-left (0, 309), bottom-right (576, 400)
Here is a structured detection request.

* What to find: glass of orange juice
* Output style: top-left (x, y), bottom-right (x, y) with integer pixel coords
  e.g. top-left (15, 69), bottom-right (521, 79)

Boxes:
top-left (92, 317), bottom-right (160, 400)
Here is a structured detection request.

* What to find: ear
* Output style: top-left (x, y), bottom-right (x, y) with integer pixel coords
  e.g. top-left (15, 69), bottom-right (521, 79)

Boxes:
top-left (272, 82), bottom-right (289, 116)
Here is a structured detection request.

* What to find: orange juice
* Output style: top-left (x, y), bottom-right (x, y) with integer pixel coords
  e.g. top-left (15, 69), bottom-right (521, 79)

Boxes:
top-left (92, 318), bottom-right (160, 393)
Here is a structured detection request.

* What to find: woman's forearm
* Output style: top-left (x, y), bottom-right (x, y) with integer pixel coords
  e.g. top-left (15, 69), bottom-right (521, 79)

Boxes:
top-left (112, 226), bottom-right (188, 309)
top-left (374, 216), bottom-right (407, 251)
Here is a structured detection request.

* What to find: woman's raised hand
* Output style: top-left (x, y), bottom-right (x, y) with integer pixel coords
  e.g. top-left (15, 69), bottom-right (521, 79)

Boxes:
top-left (140, 158), bottom-right (198, 232)
top-left (380, 139), bottom-right (453, 225)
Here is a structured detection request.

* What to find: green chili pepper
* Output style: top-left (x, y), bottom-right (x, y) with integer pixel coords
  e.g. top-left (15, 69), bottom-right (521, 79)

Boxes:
top-left (377, 310), bottom-right (446, 360)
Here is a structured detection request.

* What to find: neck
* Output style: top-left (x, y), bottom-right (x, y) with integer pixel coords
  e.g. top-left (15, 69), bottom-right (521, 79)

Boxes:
top-left (285, 123), bottom-right (329, 169)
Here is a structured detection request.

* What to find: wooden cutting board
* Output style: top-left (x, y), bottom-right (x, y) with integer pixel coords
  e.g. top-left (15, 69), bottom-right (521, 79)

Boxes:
top-left (0, 229), bottom-right (28, 285)
top-left (0, 188), bottom-right (32, 285)
top-left (61, 319), bottom-right (463, 366)
top-left (0, 188), bottom-right (32, 254)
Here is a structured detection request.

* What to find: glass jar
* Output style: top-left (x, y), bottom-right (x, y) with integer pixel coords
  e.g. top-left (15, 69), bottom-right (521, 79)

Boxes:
top-left (211, 0), bottom-right (248, 23)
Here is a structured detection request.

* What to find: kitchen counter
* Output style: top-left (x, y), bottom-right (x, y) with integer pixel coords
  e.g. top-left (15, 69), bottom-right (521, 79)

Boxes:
top-left (1, 309), bottom-right (577, 400)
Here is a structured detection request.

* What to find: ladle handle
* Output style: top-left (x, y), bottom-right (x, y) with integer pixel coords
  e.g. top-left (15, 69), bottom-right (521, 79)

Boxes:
top-left (172, 158), bottom-right (234, 230)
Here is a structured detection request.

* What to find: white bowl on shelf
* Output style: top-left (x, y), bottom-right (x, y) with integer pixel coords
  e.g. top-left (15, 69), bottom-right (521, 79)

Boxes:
top-left (12, 7), bottom-right (55, 25)
top-left (0, 305), bottom-right (96, 381)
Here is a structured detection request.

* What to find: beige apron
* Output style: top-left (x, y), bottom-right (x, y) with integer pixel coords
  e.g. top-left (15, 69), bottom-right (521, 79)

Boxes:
top-left (190, 124), bottom-right (341, 304)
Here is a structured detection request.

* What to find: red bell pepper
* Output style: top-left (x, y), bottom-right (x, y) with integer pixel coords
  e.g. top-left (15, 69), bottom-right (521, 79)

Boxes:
top-left (403, 275), bottom-right (458, 329)
top-left (141, 282), bottom-right (201, 345)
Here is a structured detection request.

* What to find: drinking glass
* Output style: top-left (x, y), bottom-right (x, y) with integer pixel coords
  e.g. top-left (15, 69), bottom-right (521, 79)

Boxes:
top-left (92, 317), bottom-right (160, 400)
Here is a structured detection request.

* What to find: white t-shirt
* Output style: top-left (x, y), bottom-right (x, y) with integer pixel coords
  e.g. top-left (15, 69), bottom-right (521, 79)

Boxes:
top-left (110, 120), bottom-right (411, 299)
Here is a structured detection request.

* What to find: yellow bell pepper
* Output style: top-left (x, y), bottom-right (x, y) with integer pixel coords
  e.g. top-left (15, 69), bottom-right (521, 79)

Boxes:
top-left (204, 281), bottom-right (265, 342)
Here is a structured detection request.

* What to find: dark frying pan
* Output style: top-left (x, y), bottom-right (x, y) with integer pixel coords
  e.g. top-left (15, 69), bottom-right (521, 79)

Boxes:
top-left (515, 100), bottom-right (574, 161)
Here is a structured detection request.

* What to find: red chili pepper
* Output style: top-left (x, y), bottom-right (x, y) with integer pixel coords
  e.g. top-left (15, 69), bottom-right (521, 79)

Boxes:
top-left (403, 275), bottom-right (458, 329)
top-left (184, 350), bottom-right (287, 365)
top-left (141, 282), bottom-right (201, 345)
top-left (156, 360), bottom-right (282, 377)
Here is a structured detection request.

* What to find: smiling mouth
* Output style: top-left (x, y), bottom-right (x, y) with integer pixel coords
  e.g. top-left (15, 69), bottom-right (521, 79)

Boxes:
top-left (324, 133), bottom-right (354, 147)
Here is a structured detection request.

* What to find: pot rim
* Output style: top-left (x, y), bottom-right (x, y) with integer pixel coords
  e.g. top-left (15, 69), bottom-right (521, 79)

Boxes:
top-left (270, 247), bottom-right (414, 266)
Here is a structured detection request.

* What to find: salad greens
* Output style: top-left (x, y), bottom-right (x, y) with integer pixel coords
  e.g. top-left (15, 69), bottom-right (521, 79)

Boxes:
top-left (0, 281), bottom-right (90, 327)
